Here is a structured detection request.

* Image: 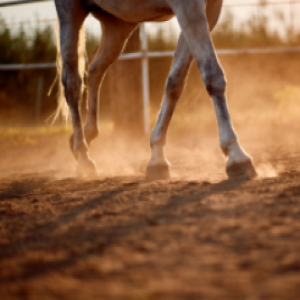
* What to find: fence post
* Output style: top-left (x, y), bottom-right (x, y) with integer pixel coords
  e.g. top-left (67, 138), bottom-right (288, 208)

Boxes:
top-left (140, 23), bottom-right (150, 135)
top-left (108, 26), bottom-right (144, 138)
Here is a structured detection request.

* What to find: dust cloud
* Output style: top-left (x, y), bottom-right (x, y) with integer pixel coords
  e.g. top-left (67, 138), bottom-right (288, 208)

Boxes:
top-left (1, 53), bottom-right (300, 182)
top-left (256, 163), bottom-right (279, 178)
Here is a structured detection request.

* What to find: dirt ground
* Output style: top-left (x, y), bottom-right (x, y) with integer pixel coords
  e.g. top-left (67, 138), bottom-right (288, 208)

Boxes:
top-left (0, 126), bottom-right (300, 300)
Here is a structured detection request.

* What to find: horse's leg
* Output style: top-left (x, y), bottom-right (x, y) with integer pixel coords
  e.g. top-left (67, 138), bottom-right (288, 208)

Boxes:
top-left (83, 13), bottom-right (138, 145)
top-left (169, 0), bottom-right (257, 179)
top-left (55, 1), bottom-right (95, 176)
top-left (147, 33), bottom-right (193, 180)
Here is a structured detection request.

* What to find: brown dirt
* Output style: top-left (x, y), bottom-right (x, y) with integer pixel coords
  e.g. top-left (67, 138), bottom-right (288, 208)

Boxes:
top-left (0, 128), bottom-right (300, 300)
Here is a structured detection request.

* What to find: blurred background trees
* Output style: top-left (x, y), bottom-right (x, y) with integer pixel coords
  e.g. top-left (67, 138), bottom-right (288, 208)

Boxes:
top-left (0, 16), bottom-right (57, 125)
top-left (0, 10), bottom-right (299, 128)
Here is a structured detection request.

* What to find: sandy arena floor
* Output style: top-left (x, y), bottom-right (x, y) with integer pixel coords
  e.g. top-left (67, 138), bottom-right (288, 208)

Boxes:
top-left (0, 127), bottom-right (300, 300)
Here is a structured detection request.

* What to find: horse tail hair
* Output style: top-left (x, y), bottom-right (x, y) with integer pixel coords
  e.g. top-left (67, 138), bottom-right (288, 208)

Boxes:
top-left (49, 19), bottom-right (86, 123)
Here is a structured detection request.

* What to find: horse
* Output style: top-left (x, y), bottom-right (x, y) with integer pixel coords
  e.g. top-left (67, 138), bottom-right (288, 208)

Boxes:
top-left (54, 0), bottom-right (257, 180)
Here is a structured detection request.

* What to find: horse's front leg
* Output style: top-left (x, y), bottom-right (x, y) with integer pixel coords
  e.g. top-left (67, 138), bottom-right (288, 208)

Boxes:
top-left (169, 0), bottom-right (257, 179)
top-left (147, 33), bottom-right (193, 180)
top-left (56, 5), bottom-right (96, 177)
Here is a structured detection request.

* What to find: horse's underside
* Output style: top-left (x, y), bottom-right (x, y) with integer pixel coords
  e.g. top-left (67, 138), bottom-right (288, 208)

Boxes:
top-left (54, 0), bottom-right (257, 180)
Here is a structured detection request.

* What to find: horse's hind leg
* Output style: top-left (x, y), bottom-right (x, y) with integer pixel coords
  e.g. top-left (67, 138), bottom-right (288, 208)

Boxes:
top-left (84, 13), bottom-right (138, 146)
top-left (147, 33), bottom-right (193, 180)
top-left (170, 0), bottom-right (257, 180)
top-left (55, 1), bottom-right (95, 176)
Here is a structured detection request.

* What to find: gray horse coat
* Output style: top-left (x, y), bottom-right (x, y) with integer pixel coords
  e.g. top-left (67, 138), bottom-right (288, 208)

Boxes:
top-left (54, 0), bottom-right (257, 180)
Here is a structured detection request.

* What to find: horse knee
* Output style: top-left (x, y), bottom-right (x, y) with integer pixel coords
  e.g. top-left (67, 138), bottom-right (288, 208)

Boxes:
top-left (202, 64), bottom-right (226, 97)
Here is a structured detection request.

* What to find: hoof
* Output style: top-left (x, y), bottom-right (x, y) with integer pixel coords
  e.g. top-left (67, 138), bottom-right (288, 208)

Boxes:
top-left (226, 160), bottom-right (257, 180)
top-left (146, 165), bottom-right (170, 181)
top-left (77, 158), bottom-right (98, 178)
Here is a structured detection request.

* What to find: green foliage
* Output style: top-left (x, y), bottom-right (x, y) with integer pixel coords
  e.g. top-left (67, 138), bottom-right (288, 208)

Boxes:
top-left (0, 16), bottom-right (57, 125)
top-left (212, 9), bottom-right (300, 48)
top-left (0, 9), bottom-right (299, 126)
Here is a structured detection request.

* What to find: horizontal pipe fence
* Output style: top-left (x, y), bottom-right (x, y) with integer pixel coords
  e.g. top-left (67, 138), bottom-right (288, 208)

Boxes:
top-left (1, 46), bottom-right (300, 70)
top-left (0, 35), bottom-right (300, 132)
top-left (1, 0), bottom-right (300, 132)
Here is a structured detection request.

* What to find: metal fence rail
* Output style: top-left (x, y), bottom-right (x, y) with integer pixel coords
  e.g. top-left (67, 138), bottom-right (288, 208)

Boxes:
top-left (1, 0), bottom-right (300, 132)
top-left (1, 41), bottom-right (300, 132)
top-left (0, 0), bottom-right (49, 8)
top-left (1, 46), bottom-right (300, 69)
top-left (0, 62), bottom-right (56, 70)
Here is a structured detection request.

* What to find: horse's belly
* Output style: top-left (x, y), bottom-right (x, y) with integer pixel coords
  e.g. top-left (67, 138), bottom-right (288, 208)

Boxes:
top-left (93, 0), bottom-right (174, 22)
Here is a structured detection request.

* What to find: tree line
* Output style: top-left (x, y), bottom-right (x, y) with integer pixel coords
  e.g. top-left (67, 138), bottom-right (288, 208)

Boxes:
top-left (0, 10), bottom-right (299, 126)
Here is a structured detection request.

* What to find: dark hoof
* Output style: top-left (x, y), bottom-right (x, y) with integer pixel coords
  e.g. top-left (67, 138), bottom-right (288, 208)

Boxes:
top-left (77, 159), bottom-right (98, 178)
top-left (226, 160), bottom-right (257, 180)
top-left (146, 165), bottom-right (170, 181)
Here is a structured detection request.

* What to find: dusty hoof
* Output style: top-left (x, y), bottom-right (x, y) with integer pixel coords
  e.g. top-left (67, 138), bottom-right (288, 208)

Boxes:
top-left (226, 160), bottom-right (257, 180)
top-left (77, 158), bottom-right (98, 178)
top-left (146, 165), bottom-right (170, 181)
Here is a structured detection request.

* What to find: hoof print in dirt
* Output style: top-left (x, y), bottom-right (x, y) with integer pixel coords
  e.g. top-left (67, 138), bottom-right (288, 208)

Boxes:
top-left (146, 165), bottom-right (170, 181)
top-left (226, 160), bottom-right (257, 180)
